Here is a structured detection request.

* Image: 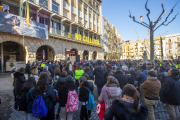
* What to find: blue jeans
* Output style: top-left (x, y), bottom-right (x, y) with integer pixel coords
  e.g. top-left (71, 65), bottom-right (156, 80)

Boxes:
top-left (28, 73), bottom-right (31, 78)
top-left (98, 87), bottom-right (102, 96)
top-left (57, 103), bottom-right (61, 114)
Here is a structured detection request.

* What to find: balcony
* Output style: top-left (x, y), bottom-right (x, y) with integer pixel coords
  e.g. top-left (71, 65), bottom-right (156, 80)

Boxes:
top-left (71, 5), bottom-right (76, 14)
top-left (84, 14), bottom-right (87, 20)
top-left (63, 0), bottom-right (70, 10)
top-left (89, 18), bottom-right (93, 23)
top-left (88, 1), bottom-right (93, 7)
top-left (78, 10), bottom-right (82, 18)
top-left (97, 22), bottom-right (99, 27)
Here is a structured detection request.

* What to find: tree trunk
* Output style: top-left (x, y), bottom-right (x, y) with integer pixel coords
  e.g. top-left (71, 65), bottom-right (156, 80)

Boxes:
top-left (150, 22), bottom-right (154, 64)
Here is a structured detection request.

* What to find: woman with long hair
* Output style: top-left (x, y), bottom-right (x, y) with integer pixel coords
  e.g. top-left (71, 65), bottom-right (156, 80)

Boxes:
top-left (104, 84), bottom-right (148, 120)
top-left (22, 77), bottom-right (36, 120)
top-left (32, 72), bottom-right (57, 120)
top-left (98, 76), bottom-right (122, 109)
top-left (54, 64), bottom-right (61, 79)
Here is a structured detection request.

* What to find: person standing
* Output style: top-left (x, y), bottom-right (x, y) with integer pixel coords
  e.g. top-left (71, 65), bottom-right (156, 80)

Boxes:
top-left (104, 84), bottom-right (148, 120)
top-left (93, 60), bottom-right (104, 95)
top-left (25, 61), bottom-right (31, 78)
top-left (14, 67), bottom-right (26, 99)
top-left (161, 68), bottom-right (180, 120)
top-left (46, 61), bottom-right (54, 78)
top-left (136, 65), bottom-right (148, 104)
top-left (140, 70), bottom-right (161, 120)
top-left (22, 77), bottom-right (36, 120)
top-left (113, 67), bottom-right (128, 90)
top-left (75, 65), bottom-right (84, 89)
top-left (32, 72), bottom-right (57, 120)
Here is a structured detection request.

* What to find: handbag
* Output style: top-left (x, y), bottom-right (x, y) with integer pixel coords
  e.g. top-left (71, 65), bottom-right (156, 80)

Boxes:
top-left (14, 91), bottom-right (27, 111)
top-left (96, 102), bottom-right (105, 120)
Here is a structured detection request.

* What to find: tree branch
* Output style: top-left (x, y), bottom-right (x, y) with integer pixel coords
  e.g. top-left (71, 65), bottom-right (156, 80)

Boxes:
top-left (145, 0), bottom-right (151, 23)
top-left (154, 3), bottom-right (178, 31)
top-left (153, 2), bottom-right (165, 27)
top-left (129, 11), bottom-right (149, 28)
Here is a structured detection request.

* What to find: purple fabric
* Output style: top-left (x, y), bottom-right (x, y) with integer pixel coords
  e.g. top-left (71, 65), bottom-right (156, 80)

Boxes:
top-left (102, 83), bottom-right (117, 103)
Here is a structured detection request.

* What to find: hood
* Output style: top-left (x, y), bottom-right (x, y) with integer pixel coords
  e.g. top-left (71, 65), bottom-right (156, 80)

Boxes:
top-left (14, 72), bottom-right (24, 77)
top-left (82, 81), bottom-right (90, 88)
top-left (142, 70), bottom-right (148, 75)
top-left (65, 75), bottom-right (74, 82)
top-left (112, 99), bottom-right (148, 119)
top-left (106, 68), bottom-right (112, 72)
top-left (169, 75), bottom-right (180, 81)
top-left (58, 77), bottom-right (66, 82)
top-left (130, 71), bottom-right (136, 75)
top-left (107, 87), bottom-right (122, 99)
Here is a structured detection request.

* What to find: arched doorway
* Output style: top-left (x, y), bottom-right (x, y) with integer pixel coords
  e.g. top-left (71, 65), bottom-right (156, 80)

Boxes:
top-left (70, 48), bottom-right (78, 56)
top-left (36, 45), bottom-right (54, 61)
top-left (92, 51), bottom-right (97, 60)
top-left (83, 50), bottom-right (89, 60)
top-left (0, 41), bottom-right (26, 72)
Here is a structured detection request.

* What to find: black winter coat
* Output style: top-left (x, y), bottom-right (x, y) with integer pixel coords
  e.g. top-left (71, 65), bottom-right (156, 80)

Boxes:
top-left (54, 77), bottom-right (66, 90)
top-left (14, 72), bottom-right (26, 96)
top-left (93, 65), bottom-right (104, 87)
top-left (32, 85), bottom-right (57, 110)
top-left (104, 68), bottom-right (112, 83)
top-left (82, 70), bottom-right (94, 80)
top-left (161, 76), bottom-right (180, 105)
top-left (130, 71), bottom-right (137, 81)
top-left (113, 71), bottom-right (128, 89)
top-left (25, 64), bottom-right (31, 74)
top-left (158, 72), bottom-right (168, 83)
top-left (79, 81), bottom-right (90, 102)
top-left (58, 80), bottom-right (76, 107)
top-left (104, 99), bottom-right (148, 120)
top-left (46, 63), bottom-right (54, 77)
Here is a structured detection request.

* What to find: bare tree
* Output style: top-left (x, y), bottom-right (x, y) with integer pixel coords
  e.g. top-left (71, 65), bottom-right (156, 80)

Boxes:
top-left (129, 0), bottom-right (178, 64)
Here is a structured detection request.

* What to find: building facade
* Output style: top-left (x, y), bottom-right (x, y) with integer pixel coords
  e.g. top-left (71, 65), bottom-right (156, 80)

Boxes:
top-left (0, 0), bottom-right (103, 72)
top-left (102, 16), bottom-right (121, 60)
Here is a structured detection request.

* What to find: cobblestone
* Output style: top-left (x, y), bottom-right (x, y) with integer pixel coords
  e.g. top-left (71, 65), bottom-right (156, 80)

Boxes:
top-left (0, 73), bottom-right (179, 120)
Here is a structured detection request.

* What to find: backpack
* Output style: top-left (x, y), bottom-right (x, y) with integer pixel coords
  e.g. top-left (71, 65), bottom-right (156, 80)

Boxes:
top-left (14, 91), bottom-right (27, 111)
top-left (66, 90), bottom-right (79, 112)
top-left (86, 91), bottom-right (95, 110)
top-left (32, 95), bottom-right (48, 119)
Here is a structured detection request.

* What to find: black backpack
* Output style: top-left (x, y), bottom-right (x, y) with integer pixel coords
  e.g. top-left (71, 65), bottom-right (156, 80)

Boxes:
top-left (14, 91), bottom-right (27, 111)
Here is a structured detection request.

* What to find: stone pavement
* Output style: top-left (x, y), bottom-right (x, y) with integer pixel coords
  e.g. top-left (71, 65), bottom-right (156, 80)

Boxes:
top-left (0, 73), bottom-right (179, 120)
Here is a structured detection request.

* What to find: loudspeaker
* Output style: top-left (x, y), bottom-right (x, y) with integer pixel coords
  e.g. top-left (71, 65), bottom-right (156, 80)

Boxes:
top-left (76, 55), bottom-right (80, 62)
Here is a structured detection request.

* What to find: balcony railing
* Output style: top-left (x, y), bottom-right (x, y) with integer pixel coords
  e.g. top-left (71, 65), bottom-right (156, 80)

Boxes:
top-left (78, 10), bottom-right (82, 17)
top-left (71, 5), bottom-right (76, 14)
top-left (63, 0), bottom-right (70, 10)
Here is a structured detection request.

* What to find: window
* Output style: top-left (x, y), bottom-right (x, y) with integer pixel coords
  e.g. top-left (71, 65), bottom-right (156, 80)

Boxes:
top-left (52, 2), bottom-right (59, 14)
top-left (39, 0), bottom-right (48, 9)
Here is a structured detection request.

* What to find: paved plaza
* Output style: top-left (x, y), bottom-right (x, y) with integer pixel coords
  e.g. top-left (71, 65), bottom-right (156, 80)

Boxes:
top-left (0, 73), bottom-right (179, 120)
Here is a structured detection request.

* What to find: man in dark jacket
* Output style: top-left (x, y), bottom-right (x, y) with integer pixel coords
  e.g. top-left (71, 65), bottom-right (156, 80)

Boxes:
top-left (25, 61), bottom-right (31, 78)
top-left (113, 67), bottom-right (128, 90)
top-left (14, 67), bottom-right (26, 100)
top-left (161, 68), bottom-right (180, 120)
top-left (136, 65), bottom-right (148, 104)
top-left (47, 61), bottom-right (54, 78)
top-left (93, 60), bottom-right (104, 96)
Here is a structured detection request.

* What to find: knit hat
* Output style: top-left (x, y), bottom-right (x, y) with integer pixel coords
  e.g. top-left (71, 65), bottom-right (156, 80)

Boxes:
top-left (106, 64), bottom-right (112, 69)
top-left (65, 75), bottom-right (74, 82)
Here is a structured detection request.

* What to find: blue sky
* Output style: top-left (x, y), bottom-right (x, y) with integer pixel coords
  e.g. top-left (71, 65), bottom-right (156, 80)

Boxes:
top-left (102, 0), bottom-right (180, 41)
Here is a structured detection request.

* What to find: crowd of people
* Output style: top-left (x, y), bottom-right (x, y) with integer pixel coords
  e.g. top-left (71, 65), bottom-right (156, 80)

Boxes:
top-left (11, 59), bottom-right (180, 120)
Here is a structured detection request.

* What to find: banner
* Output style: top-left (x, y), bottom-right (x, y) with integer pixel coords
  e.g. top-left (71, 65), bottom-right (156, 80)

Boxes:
top-left (0, 11), bottom-right (48, 39)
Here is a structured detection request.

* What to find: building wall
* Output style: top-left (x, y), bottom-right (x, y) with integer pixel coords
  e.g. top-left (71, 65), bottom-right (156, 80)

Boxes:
top-left (0, 32), bottom-right (103, 63)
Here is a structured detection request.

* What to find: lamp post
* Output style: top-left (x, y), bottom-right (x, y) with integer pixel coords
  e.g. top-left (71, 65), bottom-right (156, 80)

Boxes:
top-left (129, 0), bottom-right (178, 64)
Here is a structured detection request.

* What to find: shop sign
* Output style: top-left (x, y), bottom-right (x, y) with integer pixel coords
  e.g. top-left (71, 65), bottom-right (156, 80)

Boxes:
top-left (75, 33), bottom-right (99, 45)
top-left (0, 11), bottom-right (48, 39)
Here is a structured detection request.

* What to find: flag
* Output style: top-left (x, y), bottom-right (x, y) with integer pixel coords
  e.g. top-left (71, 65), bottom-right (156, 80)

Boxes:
top-left (68, 32), bottom-right (71, 38)
top-left (26, 2), bottom-right (30, 26)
